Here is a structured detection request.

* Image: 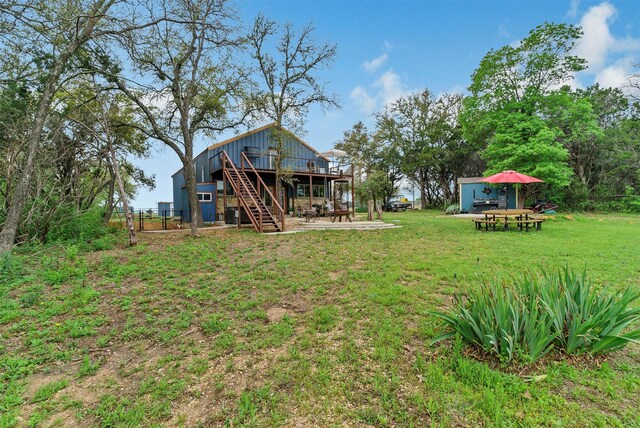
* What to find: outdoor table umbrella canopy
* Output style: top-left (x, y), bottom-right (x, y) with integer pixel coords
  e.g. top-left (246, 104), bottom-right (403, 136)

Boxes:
top-left (480, 170), bottom-right (543, 209)
top-left (481, 170), bottom-right (544, 184)
top-left (319, 148), bottom-right (348, 175)
top-left (319, 149), bottom-right (347, 159)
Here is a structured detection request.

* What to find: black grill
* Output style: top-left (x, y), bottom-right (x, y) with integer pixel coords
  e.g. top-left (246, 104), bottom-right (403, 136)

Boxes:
top-left (472, 199), bottom-right (499, 213)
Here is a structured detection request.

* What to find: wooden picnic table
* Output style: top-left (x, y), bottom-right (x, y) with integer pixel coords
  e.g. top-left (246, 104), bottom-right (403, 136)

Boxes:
top-left (483, 209), bottom-right (533, 220)
top-left (331, 209), bottom-right (352, 223)
top-left (473, 209), bottom-right (543, 231)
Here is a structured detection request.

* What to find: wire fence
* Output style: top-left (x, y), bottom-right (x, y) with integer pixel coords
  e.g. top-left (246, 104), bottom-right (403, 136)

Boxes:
top-left (108, 209), bottom-right (185, 231)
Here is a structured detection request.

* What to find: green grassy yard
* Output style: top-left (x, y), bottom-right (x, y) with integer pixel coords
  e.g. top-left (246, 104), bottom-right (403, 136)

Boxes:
top-left (2, 211), bottom-right (640, 427)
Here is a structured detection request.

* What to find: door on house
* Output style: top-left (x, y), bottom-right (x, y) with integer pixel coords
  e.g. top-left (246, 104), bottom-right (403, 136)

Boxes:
top-left (262, 185), bottom-right (277, 214)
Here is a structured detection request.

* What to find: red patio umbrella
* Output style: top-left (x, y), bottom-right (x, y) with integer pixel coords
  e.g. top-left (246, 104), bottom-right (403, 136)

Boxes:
top-left (481, 170), bottom-right (544, 184)
top-left (480, 170), bottom-right (543, 209)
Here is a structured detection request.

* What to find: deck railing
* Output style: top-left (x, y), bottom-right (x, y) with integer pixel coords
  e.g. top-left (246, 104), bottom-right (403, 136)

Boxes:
top-left (221, 150), bottom-right (283, 233)
top-left (221, 151), bottom-right (262, 232)
top-left (240, 151), bottom-right (285, 232)
top-left (210, 151), bottom-right (352, 177)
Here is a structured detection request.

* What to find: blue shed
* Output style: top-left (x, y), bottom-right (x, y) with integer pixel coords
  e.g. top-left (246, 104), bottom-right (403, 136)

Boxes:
top-left (157, 201), bottom-right (172, 215)
top-left (458, 177), bottom-right (518, 213)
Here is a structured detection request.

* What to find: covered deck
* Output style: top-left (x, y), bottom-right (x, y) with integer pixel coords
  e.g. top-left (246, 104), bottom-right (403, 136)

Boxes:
top-left (210, 151), bottom-right (355, 219)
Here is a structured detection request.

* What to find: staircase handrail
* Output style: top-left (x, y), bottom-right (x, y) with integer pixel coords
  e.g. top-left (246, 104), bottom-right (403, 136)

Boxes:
top-left (221, 151), bottom-right (263, 231)
top-left (240, 151), bottom-right (285, 231)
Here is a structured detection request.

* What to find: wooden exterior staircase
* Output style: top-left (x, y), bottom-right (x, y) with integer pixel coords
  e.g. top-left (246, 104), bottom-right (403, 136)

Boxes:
top-left (221, 150), bottom-right (285, 233)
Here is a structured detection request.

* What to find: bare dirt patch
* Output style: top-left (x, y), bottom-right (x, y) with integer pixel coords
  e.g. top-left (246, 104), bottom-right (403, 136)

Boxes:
top-left (266, 307), bottom-right (289, 323)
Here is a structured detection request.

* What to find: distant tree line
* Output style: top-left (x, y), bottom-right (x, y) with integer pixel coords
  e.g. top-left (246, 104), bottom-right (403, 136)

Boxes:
top-left (338, 23), bottom-right (640, 212)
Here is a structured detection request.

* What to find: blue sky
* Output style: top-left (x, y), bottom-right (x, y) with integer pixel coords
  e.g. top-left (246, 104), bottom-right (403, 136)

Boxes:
top-left (131, 0), bottom-right (640, 209)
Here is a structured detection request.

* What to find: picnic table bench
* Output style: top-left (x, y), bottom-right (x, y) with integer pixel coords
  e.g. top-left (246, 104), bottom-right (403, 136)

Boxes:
top-left (473, 209), bottom-right (544, 232)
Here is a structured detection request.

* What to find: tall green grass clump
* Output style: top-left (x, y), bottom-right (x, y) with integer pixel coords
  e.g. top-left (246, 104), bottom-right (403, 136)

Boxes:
top-left (432, 267), bottom-right (640, 364)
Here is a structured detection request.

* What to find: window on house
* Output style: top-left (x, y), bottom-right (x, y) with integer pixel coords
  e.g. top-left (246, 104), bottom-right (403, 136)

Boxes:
top-left (244, 146), bottom-right (260, 158)
top-left (297, 185), bottom-right (309, 198)
top-left (217, 181), bottom-right (234, 196)
top-left (312, 185), bottom-right (325, 198)
top-left (198, 192), bottom-right (212, 202)
top-left (297, 184), bottom-right (324, 198)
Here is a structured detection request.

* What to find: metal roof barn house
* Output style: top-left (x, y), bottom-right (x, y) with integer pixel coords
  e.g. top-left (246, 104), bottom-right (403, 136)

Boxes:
top-left (172, 124), bottom-right (354, 233)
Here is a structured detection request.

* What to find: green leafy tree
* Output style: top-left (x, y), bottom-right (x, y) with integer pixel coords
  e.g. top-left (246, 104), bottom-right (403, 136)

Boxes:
top-left (0, 0), bottom-right (172, 252)
top-left (463, 22), bottom-right (588, 207)
top-left (335, 122), bottom-right (382, 206)
top-left (467, 22), bottom-right (586, 110)
top-left (379, 90), bottom-right (478, 208)
top-left (482, 100), bottom-right (572, 205)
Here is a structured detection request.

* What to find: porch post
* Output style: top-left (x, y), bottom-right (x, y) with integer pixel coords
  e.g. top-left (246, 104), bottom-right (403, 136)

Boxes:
top-left (292, 182), bottom-right (296, 217)
top-left (309, 174), bottom-right (313, 211)
top-left (223, 170), bottom-right (227, 223)
top-left (351, 164), bottom-right (355, 218)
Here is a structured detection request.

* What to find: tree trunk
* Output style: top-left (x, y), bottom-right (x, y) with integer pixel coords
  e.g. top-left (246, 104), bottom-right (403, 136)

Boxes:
top-left (367, 200), bottom-right (373, 221)
top-left (107, 140), bottom-right (137, 246)
top-left (420, 181), bottom-right (427, 210)
top-left (182, 158), bottom-right (202, 236)
top-left (103, 177), bottom-right (115, 224)
top-left (518, 186), bottom-right (527, 209)
top-left (417, 169), bottom-right (427, 209)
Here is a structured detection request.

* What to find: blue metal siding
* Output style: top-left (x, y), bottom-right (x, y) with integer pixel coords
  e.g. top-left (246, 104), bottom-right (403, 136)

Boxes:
top-left (173, 171), bottom-right (185, 213)
top-left (194, 150), bottom-right (210, 183)
top-left (460, 183), bottom-right (517, 212)
top-left (181, 188), bottom-right (190, 221)
top-left (208, 128), bottom-right (326, 172)
top-left (196, 183), bottom-right (217, 222)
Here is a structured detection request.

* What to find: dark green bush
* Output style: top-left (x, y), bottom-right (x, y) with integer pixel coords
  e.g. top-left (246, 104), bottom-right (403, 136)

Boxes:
top-left (432, 268), bottom-right (640, 364)
top-left (0, 253), bottom-right (23, 284)
top-left (445, 204), bottom-right (460, 214)
top-left (46, 205), bottom-right (109, 243)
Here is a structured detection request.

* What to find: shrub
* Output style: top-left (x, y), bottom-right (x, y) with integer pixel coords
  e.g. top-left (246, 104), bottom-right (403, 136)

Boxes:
top-left (431, 267), bottom-right (640, 364)
top-left (445, 204), bottom-right (460, 215)
top-left (46, 205), bottom-right (111, 244)
top-left (0, 253), bottom-right (23, 284)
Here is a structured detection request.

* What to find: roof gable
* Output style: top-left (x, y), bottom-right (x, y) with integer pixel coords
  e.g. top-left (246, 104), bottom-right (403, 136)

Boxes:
top-left (207, 123), bottom-right (321, 155)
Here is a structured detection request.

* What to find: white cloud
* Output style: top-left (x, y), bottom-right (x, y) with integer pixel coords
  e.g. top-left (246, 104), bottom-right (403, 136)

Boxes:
top-left (595, 58), bottom-right (633, 89)
top-left (142, 88), bottom-right (172, 111)
top-left (574, 2), bottom-right (617, 71)
top-left (350, 85), bottom-right (377, 114)
top-left (438, 84), bottom-right (466, 98)
top-left (350, 69), bottom-right (410, 113)
top-left (374, 70), bottom-right (409, 108)
top-left (362, 54), bottom-right (388, 73)
top-left (571, 2), bottom-right (640, 90)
